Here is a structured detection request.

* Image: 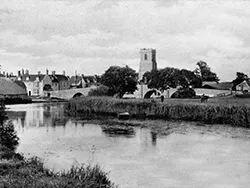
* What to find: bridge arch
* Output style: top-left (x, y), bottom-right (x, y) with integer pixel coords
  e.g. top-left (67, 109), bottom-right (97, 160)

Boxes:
top-left (144, 89), bottom-right (161, 98)
top-left (72, 92), bottom-right (83, 98)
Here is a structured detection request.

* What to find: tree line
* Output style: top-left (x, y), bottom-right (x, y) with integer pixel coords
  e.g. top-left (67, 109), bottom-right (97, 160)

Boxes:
top-left (90, 60), bottom-right (247, 98)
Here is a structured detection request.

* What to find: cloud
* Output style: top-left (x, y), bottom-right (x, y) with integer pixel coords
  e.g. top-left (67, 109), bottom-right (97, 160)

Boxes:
top-left (0, 0), bottom-right (250, 81)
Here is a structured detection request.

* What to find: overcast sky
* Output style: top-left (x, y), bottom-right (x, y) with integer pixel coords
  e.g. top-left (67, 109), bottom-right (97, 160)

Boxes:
top-left (0, 0), bottom-right (250, 81)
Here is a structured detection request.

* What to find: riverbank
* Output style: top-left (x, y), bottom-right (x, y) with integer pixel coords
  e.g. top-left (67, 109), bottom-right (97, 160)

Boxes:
top-left (0, 146), bottom-right (116, 188)
top-left (0, 96), bottom-right (32, 105)
top-left (65, 96), bottom-right (250, 128)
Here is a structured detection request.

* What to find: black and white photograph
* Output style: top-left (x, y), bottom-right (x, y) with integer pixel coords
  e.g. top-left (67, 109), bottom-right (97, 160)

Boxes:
top-left (1, 0), bottom-right (250, 187)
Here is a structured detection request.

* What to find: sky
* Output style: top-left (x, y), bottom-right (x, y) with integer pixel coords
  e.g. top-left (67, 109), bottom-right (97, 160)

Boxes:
top-left (0, 0), bottom-right (250, 81)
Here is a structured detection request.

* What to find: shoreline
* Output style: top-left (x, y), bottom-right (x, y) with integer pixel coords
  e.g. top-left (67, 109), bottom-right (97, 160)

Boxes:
top-left (65, 96), bottom-right (250, 128)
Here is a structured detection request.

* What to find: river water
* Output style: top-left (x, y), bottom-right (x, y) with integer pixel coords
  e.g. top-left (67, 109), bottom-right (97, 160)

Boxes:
top-left (5, 103), bottom-right (250, 188)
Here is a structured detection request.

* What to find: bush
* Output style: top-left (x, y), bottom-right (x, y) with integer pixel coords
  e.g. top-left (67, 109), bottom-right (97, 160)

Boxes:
top-left (88, 85), bottom-right (110, 96)
top-left (171, 87), bottom-right (196, 98)
top-left (0, 156), bottom-right (117, 188)
top-left (0, 102), bottom-right (19, 151)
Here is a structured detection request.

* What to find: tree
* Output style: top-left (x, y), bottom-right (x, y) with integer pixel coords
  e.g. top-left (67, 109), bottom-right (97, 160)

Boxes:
top-left (232, 72), bottom-right (248, 90)
top-left (143, 67), bottom-right (201, 91)
top-left (88, 85), bottom-right (110, 96)
top-left (171, 87), bottom-right (196, 98)
top-left (100, 66), bottom-right (138, 98)
top-left (194, 61), bottom-right (219, 82)
top-left (0, 101), bottom-right (19, 150)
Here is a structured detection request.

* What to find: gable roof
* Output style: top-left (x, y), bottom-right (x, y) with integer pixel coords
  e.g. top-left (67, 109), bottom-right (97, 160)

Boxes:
top-left (236, 80), bottom-right (250, 87)
top-left (0, 78), bottom-right (27, 95)
top-left (69, 76), bottom-right (84, 85)
top-left (52, 74), bottom-right (68, 82)
top-left (14, 80), bottom-right (27, 90)
top-left (202, 82), bottom-right (233, 90)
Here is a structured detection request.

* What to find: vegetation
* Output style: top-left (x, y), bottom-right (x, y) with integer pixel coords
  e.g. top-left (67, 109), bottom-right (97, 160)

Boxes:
top-left (171, 87), bottom-right (196, 98)
top-left (89, 85), bottom-right (110, 96)
top-left (65, 96), bottom-right (250, 127)
top-left (0, 102), bottom-right (19, 150)
top-left (100, 66), bottom-right (138, 98)
top-left (0, 99), bottom-right (116, 188)
top-left (143, 67), bottom-right (201, 90)
top-left (232, 72), bottom-right (248, 90)
top-left (0, 156), bottom-right (117, 188)
top-left (0, 96), bottom-right (32, 104)
top-left (194, 61), bottom-right (219, 82)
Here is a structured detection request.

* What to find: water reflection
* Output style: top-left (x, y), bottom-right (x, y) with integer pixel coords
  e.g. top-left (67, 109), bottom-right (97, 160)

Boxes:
top-left (151, 132), bottom-right (157, 146)
top-left (6, 103), bottom-right (68, 128)
top-left (5, 103), bottom-right (250, 188)
top-left (101, 125), bottom-right (136, 138)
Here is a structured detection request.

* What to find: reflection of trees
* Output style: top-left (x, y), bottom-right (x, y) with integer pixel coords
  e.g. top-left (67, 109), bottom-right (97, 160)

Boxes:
top-left (151, 132), bottom-right (157, 146)
top-left (7, 111), bottom-right (26, 128)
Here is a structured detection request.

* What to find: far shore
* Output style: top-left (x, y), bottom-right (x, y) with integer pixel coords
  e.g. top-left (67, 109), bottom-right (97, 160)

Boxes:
top-left (65, 96), bottom-right (250, 128)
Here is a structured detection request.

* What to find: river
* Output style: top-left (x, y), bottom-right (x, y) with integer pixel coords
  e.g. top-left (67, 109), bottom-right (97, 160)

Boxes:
top-left (5, 102), bottom-right (250, 188)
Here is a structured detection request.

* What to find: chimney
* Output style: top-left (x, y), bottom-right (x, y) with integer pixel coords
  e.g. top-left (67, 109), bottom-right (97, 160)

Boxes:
top-left (62, 70), bottom-right (66, 76)
top-left (25, 69), bottom-right (29, 75)
top-left (46, 69), bottom-right (49, 75)
top-left (18, 71), bottom-right (21, 76)
top-left (22, 69), bottom-right (24, 75)
top-left (52, 71), bottom-right (56, 76)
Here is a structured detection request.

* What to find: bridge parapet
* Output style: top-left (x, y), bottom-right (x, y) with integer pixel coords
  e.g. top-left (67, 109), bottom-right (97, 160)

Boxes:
top-left (46, 86), bottom-right (96, 100)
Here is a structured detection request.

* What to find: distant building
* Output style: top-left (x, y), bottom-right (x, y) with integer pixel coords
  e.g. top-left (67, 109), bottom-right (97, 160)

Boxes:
top-left (138, 48), bottom-right (157, 81)
top-left (17, 69), bottom-right (70, 96)
top-left (128, 48), bottom-right (159, 99)
top-left (201, 82), bottom-right (233, 90)
top-left (69, 75), bottom-right (86, 88)
top-left (236, 80), bottom-right (250, 92)
top-left (84, 75), bottom-right (99, 87)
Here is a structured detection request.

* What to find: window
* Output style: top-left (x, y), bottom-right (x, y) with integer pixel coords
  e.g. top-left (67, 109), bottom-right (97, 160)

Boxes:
top-left (144, 54), bottom-right (147, 60)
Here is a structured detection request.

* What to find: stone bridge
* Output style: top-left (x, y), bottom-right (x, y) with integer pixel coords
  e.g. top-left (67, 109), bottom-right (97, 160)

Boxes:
top-left (48, 86), bottom-right (96, 100)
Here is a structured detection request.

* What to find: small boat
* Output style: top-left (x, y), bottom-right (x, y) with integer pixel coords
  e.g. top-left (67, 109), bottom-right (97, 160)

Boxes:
top-left (117, 112), bottom-right (130, 120)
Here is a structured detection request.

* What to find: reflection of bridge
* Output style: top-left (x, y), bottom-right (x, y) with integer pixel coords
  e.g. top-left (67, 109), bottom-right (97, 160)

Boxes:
top-left (48, 87), bottom-right (95, 100)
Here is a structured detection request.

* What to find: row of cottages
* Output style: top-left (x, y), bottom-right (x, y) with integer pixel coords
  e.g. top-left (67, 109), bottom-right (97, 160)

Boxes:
top-left (17, 70), bottom-right (70, 96)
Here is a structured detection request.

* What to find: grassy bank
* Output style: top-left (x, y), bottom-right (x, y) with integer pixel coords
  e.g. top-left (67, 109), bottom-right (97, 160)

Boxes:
top-left (0, 96), bottom-right (32, 105)
top-left (0, 146), bottom-right (116, 188)
top-left (65, 96), bottom-right (250, 128)
top-left (0, 100), bottom-right (116, 188)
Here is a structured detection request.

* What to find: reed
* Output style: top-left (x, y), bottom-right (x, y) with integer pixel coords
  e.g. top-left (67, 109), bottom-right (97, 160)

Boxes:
top-left (65, 96), bottom-right (250, 128)
top-left (0, 156), bottom-right (117, 188)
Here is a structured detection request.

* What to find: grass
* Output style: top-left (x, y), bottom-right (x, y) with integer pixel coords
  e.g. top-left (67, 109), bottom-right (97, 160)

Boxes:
top-left (65, 96), bottom-right (250, 128)
top-left (0, 152), bottom-right (117, 188)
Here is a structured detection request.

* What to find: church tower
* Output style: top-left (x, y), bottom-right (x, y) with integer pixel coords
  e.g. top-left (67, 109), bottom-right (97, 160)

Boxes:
top-left (138, 48), bottom-right (157, 81)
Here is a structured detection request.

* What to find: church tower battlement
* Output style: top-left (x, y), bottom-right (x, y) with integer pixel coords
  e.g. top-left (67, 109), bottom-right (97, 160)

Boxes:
top-left (138, 48), bottom-right (157, 81)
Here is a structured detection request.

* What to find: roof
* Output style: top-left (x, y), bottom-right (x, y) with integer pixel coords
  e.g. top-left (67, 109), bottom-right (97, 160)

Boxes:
top-left (49, 75), bottom-right (59, 83)
top-left (236, 80), bottom-right (250, 87)
top-left (69, 76), bottom-right (83, 85)
top-left (14, 80), bottom-right (27, 90)
top-left (20, 74), bottom-right (45, 82)
top-left (84, 76), bottom-right (97, 83)
top-left (0, 78), bottom-right (27, 95)
top-left (202, 82), bottom-right (233, 90)
top-left (19, 74), bottom-right (68, 83)
top-left (53, 74), bottom-right (68, 82)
